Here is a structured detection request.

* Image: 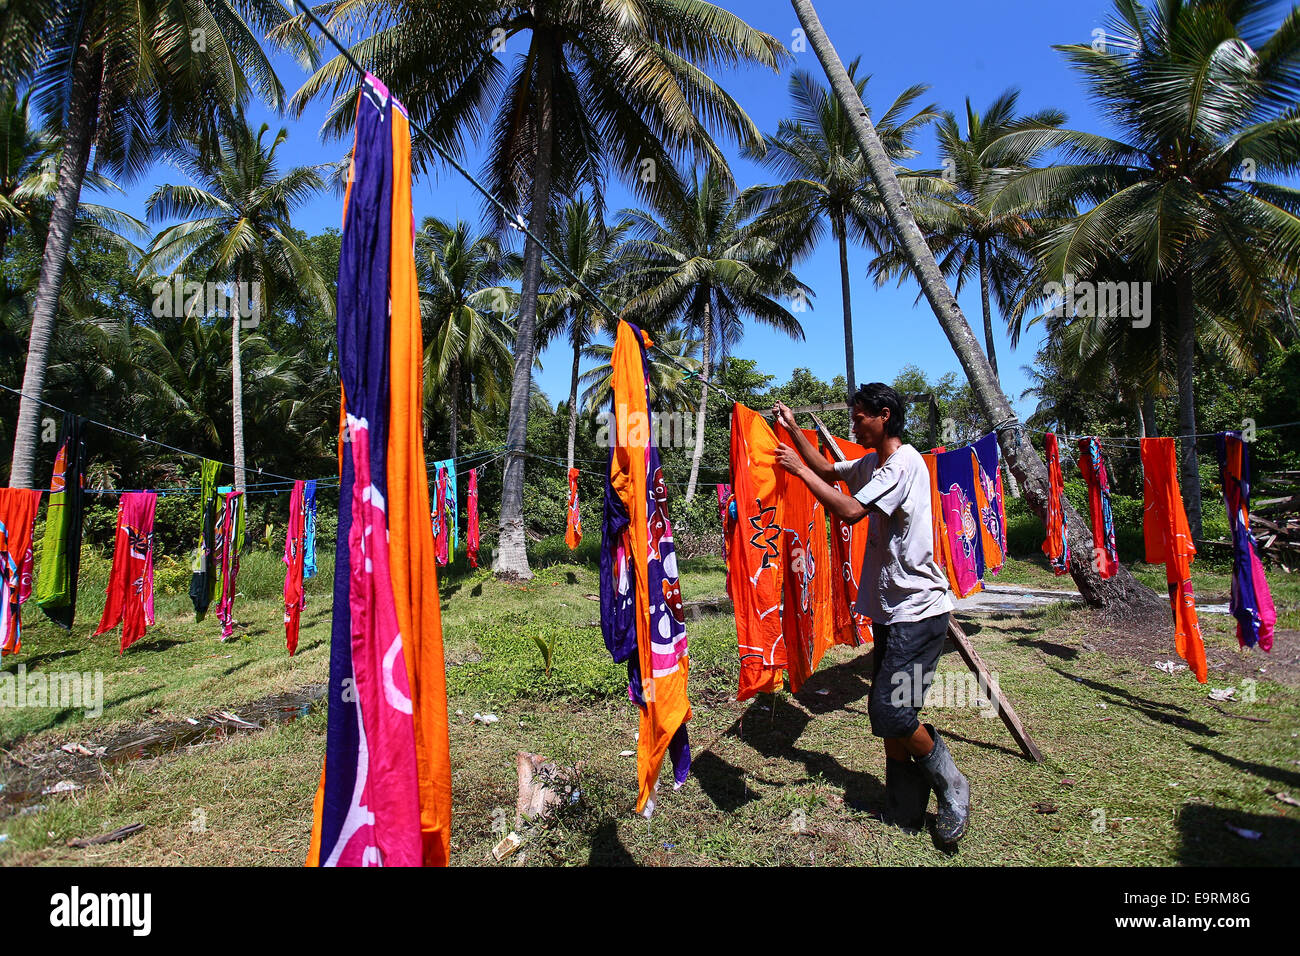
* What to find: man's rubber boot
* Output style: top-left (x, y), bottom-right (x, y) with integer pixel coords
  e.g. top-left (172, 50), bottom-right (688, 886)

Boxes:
top-left (883, 756), bottom-right (932, 833)
top-left (917, 724), bottom-right (969, 843)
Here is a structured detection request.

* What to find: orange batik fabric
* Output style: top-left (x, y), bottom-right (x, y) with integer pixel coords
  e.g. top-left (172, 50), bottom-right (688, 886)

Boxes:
top-left (822, 436), bottom-right (873, 648)
top-left (1141, 438), bottom-right (1207, 683)
top-left (725, 405), bottom-right (845, 700)
top-left (726, 404), bottom-right (786, 700)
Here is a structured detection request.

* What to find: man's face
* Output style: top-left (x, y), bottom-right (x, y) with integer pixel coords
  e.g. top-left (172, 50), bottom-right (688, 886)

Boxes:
top-left (851, 403), bottom-right (888, 448)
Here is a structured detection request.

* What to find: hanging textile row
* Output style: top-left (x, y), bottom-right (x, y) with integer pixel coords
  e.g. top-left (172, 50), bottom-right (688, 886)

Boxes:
top-left (722, 404), bottom-right (867, 702)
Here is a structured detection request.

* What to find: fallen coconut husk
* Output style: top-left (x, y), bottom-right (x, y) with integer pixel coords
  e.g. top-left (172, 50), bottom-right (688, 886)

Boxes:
top-left (515, 751), bottom-right (582, 828)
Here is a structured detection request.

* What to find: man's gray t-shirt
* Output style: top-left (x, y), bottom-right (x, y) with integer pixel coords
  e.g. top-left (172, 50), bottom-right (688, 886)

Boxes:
top-left (833, 444), bottom-right (954, 624)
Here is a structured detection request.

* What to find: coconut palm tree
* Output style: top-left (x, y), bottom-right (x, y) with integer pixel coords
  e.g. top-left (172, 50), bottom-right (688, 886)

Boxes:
top-left (790, 0), bottom-right (1163, 610)
top-left (283, 0), bottom-right (786, 576)
top-left (870, 89), bottom-right (1069, 380)
top-left (140, 119), bottom-right (330, 495)
top-left (621, 167), bottom-right (809, 500)
top-left (0, 88), bottom-right (146, 280)
top-left (416, 217), bottom-right (519, 462)
top-left (754, 60), bottom-right (940, 405)
top-left (990, 0), bottom-right (1300, 538)
top-left (578, 322), bottom-right (702, 417)
top-left (7, 0), bottom-right (287, 488)
top-left (537, 197), bottom-right (635, 469)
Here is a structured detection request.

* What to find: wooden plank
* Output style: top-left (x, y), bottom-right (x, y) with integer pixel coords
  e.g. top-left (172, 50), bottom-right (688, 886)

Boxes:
top-left (808, 412), bottom-right (1044, 763)
top-left (945, 617), bottom-right (1043, 762)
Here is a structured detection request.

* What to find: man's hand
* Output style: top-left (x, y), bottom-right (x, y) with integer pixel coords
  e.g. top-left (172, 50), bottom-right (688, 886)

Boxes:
top-left (775, 443), bottom-right (804, 477)
top-left (772, 400), bottom-right (797, 434)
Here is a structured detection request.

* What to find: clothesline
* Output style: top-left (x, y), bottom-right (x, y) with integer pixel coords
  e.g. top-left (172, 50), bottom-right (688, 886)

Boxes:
top-left (522, 450), bottom-right (729, 488)
top-left (286, 0), bottom-right (741, 412)
top-left (1025, 420), bottom-right (1300, 447)
top-left (0, 380), bottom-right (301, 483)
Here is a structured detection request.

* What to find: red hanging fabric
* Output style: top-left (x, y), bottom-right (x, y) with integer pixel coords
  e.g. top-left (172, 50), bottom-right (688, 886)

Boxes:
top-left (1077, 436), bottom-right (1119, 578)
top-left (433, 466), bottom-right (449, 567)
top-left (0, 489), bottom-right (42, 655)
top-left (466, 467), bottom-right (480, 568)
top-left (94, 492), bottom-right (157, 653)
top-left (566, 466), bottom-right (582, 549)
top-left (1141, 437), bottom-right (1207, 683)
top-left (215, 491), bottom-right (243, 641)
top-left (284, 480), bottom-right (306, 656)
top-left (1042, 433), bottom-right (1071, 575)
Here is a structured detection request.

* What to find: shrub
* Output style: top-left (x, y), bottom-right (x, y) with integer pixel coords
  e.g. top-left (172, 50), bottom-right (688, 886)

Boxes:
top-left (447, 613), bottom-right (625, 703)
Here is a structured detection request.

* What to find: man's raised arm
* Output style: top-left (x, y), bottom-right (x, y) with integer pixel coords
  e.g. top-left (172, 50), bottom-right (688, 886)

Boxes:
top-left (772, 401), bottom-right (838, 485)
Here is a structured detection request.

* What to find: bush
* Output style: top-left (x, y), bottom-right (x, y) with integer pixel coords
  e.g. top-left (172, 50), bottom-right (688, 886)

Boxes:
top-left (529, 533), bottom-right (601, 568)
top-left (667, 486), bottom-right (727, 559)
top-left (448, 612), bottom-right (626, 703)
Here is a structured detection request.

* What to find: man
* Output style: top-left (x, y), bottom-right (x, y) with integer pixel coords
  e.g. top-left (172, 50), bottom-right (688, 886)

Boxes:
top-left (773, 383), bottom-right (970, 844)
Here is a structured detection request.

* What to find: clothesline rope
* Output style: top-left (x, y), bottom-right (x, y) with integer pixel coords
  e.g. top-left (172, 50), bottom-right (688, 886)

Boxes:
top-left (0, 380), bottom-right (300, 483)
top-left (286, 0), bottom-right (741, 411)
top-left (522, 450), bottom-right (729, 488)
top-left (1025, 420), bottom-right (1300, 446)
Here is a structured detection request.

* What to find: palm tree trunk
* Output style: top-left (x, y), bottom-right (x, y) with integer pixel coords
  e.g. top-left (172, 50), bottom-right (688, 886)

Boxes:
top-left (791, 0), bottom-right (1160, 610)
top-left (566, 330), bottom-right (580, 470)
top-left (1142, 391), bottom-right (1158, 438)
top-left (685, 300), bottom-right (712, 502)
top-left (495, 44), bottom-right (554, 579)
top-left (231, 274), bottom-right (250, 496)
top-left (7, 43), bottom-right (101, 488)
top-left (835, 216), bottom-right (855, 412)
top-left (1175, 271), bottom-right (1202, 540)
top-left (448, 357), bottom-right (461, 463)
top-left (977, 238), bottom-right (998, 378)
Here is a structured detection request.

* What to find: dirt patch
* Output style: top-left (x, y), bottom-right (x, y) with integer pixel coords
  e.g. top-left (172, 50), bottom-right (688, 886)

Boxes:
top-left (1036, 606), bottom-right (1300, 687)
top-left (0, 684), bottom-right (327, 817)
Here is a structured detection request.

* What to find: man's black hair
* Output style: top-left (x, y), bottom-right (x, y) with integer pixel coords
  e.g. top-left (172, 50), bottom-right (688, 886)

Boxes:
top-left (852, 382), bottom-right (905, 438)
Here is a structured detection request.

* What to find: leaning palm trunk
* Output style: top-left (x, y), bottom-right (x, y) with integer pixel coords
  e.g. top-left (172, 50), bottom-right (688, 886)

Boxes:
top-left (495, 60), bottom-right (554, 579)
top-left (230, 271), bottom-right (255, 496)
top-left (836, 216), bottom-right (856, 410)
top-left (684, 301), bottom-right (712, 501)
top-left (8, 45), bottom-right (101, 488)
top-left (1175, 272), bottom-right (1202, 540)
top-left (792, 0), bottom-right (1159, 610)
top-left (566, 333), bottom-right (580, 470)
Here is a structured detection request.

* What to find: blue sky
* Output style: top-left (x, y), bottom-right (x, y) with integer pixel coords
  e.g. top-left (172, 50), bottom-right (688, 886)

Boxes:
top-left (100, 0), bottom-right (1133, 418)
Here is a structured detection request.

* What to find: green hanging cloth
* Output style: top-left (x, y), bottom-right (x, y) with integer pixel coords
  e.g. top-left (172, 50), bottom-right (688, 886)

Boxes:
top-left (35, 413), bottom-right (88, 629)
top-left (189, 460), bottom-right (222, 620)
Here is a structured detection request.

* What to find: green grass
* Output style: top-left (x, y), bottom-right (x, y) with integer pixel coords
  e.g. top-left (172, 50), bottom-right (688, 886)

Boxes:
top-left (1, 550), bottom-right (1297, 866)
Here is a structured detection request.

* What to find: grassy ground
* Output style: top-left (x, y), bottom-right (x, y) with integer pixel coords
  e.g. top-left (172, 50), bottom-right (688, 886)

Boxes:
top-left (1, 546), bottom-right (1296, 866)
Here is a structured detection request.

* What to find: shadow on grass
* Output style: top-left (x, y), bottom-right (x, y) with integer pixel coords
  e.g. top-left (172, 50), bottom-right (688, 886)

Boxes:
top-left (1048, 666), bottom-right (1219, 736)
top-left (219, 659), bottom-right (256, 678)
top-left (102, 686), bottom-right (166, 711)
top-left (126, 639), bottom-right (186, 654)
top-left (715, 690), bottom-right (884, 815)
top-left (17, 649), bottom-right (82, 671)
top-left (1177, 801), bottom-right (1300, 865)
top-left (1187, 742), bottom-right (1300, 790)
top-left (588, 819), bottom-right (637, 866)
top-left (1012, 637), bottom-right (1080, 660)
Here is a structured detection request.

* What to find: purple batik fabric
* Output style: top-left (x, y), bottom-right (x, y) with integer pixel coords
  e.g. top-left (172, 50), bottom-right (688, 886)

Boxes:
top-left (1216, 432), bottom-right (1276, 652)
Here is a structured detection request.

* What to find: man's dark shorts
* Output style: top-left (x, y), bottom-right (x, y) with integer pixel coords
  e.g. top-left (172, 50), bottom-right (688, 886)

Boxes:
top-left (868, 612), bottom-right (950, 738)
